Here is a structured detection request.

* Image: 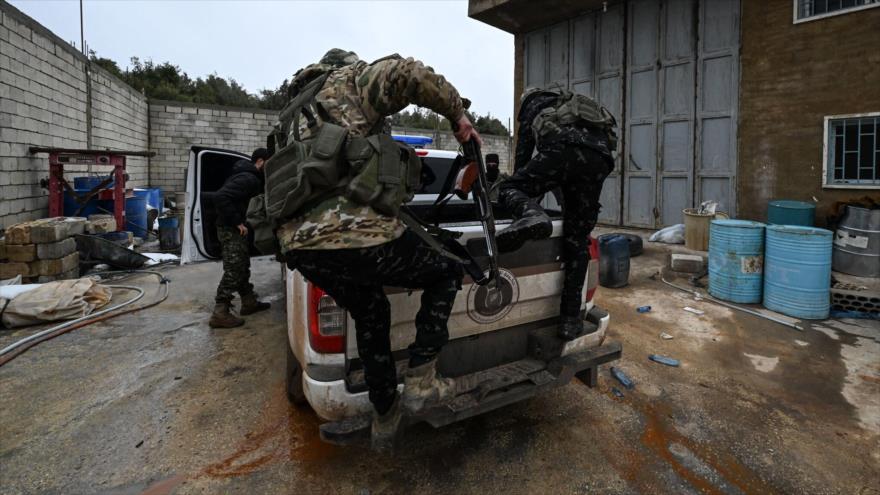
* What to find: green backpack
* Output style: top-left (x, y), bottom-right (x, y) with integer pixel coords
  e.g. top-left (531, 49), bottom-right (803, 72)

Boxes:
top-left (532, 90), bottom-right (619, 152)
top-left (246, 67), bottom-right (422, 255)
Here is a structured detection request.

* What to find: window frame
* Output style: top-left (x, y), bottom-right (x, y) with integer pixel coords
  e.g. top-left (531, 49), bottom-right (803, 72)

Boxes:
top-left (792, 0), bottom-right (880, 24)
top-left (822, 112), bottom-right (880, 190)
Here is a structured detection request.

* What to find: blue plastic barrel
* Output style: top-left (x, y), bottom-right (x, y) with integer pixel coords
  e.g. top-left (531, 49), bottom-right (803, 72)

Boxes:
top-left (63, 189), bottom-right (114, 217)
top-left (125, 196), bottom-right (148, 239)
top-left (158, 216), bottom-right (180, 250)
top-left (598, 234), bottom-right (631, 288)
top-left (764, 225), bottom-right (832, 320)
top-left (135, 188), bottom-right (163, 214)
top-left (709, 220), bottom-right (766, 303)
top-left (73, 175), bottom-right (114, 190)
top-left (767, 200), bottom-right (815, 226)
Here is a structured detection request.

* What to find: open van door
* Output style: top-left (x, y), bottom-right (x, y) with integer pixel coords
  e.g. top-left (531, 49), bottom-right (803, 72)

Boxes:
top-left (181, 146), bottom-right (252, 264)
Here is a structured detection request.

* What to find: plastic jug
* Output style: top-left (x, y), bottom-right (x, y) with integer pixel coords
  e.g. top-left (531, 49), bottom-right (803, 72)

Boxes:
top-left (599, 234), bottom-right (631, 288)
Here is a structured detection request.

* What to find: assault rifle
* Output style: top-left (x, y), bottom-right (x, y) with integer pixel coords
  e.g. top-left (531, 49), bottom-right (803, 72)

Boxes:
top-left (454, 138), bottom-right (500, 287)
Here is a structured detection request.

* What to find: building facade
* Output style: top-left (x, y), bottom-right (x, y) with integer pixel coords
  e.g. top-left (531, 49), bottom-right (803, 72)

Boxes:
top-left (469, 0), bottom-right (880, 228)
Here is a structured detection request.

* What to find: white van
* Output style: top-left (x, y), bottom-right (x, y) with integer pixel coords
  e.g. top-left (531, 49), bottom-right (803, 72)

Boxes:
top-left (182, 145), bottom-right (620, 442)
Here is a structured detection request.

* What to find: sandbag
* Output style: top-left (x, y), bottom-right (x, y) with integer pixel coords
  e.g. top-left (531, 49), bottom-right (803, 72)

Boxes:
top-left (1, 278), bottom-right (111, 328)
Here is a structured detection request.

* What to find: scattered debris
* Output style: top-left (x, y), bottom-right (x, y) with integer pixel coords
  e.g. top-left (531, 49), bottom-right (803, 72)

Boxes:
top-left (660, 332), bottom-right (674, 340)
top-left (610, 367), bottom-right (635, 389)
top-left (683, 306), bottom-right (705, 316)
top-left (795, 340), bottom-right (809, 347)
top-left (637, 305), bottom-right (652, 313)
top-left (649, 354), bottom-right (680, 367)
top-left (142, 253), bottom-right (180, 266)
top-left (611, 387), bottom-right (625, 398)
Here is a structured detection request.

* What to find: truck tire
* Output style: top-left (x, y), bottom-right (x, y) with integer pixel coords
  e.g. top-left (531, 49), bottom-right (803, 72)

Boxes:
top-left (286, 343), bottom-right (307, 405)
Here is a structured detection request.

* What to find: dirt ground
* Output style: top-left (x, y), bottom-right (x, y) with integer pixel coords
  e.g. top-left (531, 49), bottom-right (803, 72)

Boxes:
top-left (1, 229), bottom-right (878, 495)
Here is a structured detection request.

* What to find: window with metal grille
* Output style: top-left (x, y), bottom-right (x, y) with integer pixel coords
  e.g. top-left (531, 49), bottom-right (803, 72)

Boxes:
top-left (823, 114), bottom-right (880, 188)
top-left (795, 0), bottom-right (880, 22)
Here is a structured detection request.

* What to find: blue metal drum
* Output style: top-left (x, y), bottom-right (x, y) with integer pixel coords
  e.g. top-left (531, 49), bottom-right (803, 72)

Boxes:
top-left (764, 225), bottom-right (832, 320)
top-left (709, 220), bottom-right (766, 303)
top-left (767, 200), bottom-right (815, 226)
top-left (124, 196), bottom-right (148, 239)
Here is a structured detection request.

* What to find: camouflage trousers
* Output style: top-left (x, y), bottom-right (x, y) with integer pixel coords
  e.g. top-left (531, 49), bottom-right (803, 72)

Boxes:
top-left (215, 225), bottom-right (254, 304)
top-left (499, 145), bottom-right (611, 317)
top-left (284, 229), bottom-right (463, 414)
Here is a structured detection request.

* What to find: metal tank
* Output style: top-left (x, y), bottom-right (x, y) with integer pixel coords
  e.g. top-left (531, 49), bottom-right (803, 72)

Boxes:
top-left (709, 220), bottom-right (766, 303)
top-left (764, 225), bottom-right (833, 320)
top-left (833, 206), bottom-right (880, 278)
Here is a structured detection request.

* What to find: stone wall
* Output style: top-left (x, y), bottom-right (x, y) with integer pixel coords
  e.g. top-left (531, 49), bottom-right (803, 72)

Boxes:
top-left (392, 127), bottom-right (513, 173)
top-left (147, 101), bottom-right (277, 194)
top-left (0, 1), bottom-right (148, 230)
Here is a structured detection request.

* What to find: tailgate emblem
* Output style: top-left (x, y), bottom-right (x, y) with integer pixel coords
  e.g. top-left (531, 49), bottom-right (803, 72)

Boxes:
top-left (467, 268), bottom-right (519, 324)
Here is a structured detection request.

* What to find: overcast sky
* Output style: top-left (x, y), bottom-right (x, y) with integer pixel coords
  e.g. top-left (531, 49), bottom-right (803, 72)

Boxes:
top-left (10, 0), bottom-right (515, 124)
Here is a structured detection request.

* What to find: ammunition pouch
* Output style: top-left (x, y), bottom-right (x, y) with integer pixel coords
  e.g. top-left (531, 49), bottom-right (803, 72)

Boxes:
top-left (532, 90), bottom-right (619, 154)
top-left (346, 134), bottom-right (421, 217)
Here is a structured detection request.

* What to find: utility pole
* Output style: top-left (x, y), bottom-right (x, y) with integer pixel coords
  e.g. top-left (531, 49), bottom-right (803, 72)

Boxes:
top-left (79, 0), bottom-right (85, 55)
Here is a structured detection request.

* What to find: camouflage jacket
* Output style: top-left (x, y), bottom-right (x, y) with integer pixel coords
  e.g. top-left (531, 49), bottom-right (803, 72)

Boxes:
top-left (279, 55), bottom-right (465, 252)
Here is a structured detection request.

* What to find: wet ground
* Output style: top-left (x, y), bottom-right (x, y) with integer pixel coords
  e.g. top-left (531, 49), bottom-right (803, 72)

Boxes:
top-left (1, 230), bottom-right (878, 494)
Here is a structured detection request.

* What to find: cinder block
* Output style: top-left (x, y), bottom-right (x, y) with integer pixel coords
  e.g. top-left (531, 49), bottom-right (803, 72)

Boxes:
top-left (36, 237), bottom-right (76, 259)
top-left (670, 253), bottom-right (706, 274)
top-left (0, 261), bottom-right (34, 279)
top-left (5, 222), bottom-right (32, 244)
top-left (30, 217), bottom-right (86, 243)
top-left (6, 243), bottom-right (37, 262)
top-left (30, 251), bottom-right (78, 276)
top-left (35, 267), bottom-right (79, 283)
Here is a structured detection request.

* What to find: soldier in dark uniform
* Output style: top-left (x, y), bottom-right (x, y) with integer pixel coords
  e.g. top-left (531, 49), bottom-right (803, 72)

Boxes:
top-left (208, 148), bottom-right (272, 328)
top-left (496, 89), bottom-right (616, 341)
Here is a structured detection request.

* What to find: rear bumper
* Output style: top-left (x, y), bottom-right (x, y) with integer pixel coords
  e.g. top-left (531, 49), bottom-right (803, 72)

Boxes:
top-left (303, 310), bottom-right (613, 422)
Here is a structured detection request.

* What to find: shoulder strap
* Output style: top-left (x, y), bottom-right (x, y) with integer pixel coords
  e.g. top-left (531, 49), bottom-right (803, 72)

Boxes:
top-left (398, 209), bottom-right (464, 263)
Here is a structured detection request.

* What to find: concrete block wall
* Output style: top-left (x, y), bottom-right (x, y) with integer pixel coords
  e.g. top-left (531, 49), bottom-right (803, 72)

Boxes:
top-left (0, 1), bottom-right (148, 230)
top-left (148, 101), bottom-right (277, 195)
top-left (392, 127), bottom-right (513, 173)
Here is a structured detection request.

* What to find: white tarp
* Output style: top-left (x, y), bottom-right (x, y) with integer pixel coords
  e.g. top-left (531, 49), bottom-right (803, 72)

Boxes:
top-left (1, 278), bottom-right (112, 328)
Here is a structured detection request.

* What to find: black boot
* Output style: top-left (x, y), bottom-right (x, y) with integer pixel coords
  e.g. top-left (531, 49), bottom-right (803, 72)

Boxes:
top-left (240, 293), bottom-right (271, 315)
top-left (558, 315), bottom-right (585, 341)
top-left (496, 202), bottom-right (552, 253)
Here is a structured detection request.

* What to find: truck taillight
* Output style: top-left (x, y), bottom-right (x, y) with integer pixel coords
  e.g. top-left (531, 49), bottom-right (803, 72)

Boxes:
top-left (308, 284), bottom-right (346, 354)
top-left (586, 236), bottom-right (599, 302)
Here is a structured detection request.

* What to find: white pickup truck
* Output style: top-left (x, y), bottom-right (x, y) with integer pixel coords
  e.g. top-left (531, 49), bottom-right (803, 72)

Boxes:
top-left (182, 145), bottom-right (620, 442)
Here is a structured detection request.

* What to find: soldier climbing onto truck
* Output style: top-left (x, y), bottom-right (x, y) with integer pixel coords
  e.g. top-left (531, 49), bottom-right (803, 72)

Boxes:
top-left (495, 87), bottom-right (618, 341)
top-left (248, 48), bottom-right (482, 450)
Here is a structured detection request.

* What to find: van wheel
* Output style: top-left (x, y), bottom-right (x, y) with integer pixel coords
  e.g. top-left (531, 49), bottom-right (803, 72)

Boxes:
top-left (286, 344), bottom-right (307, 405)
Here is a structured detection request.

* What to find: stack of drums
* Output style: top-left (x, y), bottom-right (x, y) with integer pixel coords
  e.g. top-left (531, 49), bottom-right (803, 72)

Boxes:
top-left (763, 225), bottom-right (833, 320)
top-left (709, 220), bottom-right (766, 303)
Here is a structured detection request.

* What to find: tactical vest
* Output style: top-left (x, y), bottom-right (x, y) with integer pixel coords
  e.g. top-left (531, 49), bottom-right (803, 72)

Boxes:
top-left (246, 65), bottom-right (422, 254)
top-left (531, 90), bottom-right (619, 153)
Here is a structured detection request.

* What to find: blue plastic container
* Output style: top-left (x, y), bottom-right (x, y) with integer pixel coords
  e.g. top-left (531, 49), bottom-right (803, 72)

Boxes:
top-left (598, 234), bottom-right (631, 288)
top-left (709, 220), bottom-right (766, 303)
top-left (135, 188), bottom-right (163, 214)
top-left (63, 189), bottom-right (120, 218)
top-left (125, 196), bottom-right (148, 239)
top-left (767, 200), bottom-right (815, 226)
top-left (73, 175), bottom-right (114, 190)
top-left (763, 225), bottom-right (832, 320)
top-left (158, 216), bottom-right (180, 250)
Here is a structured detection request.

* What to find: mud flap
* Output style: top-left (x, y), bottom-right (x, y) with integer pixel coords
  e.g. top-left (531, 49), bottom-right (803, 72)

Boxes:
top-left (318, 340), bottom-right (622, 446)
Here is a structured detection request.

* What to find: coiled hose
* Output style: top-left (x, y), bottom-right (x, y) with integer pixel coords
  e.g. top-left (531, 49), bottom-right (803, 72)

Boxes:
top-left (0, 270), bottom-right (171, 366)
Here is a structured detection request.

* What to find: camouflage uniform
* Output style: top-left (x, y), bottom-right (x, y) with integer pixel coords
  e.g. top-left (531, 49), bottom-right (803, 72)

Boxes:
top-left (499, 93), bottom-right (614, 318)
top-left (215, 225), bottom-right (254, 304)
top-left (278, 51), bottom-right (466, 415)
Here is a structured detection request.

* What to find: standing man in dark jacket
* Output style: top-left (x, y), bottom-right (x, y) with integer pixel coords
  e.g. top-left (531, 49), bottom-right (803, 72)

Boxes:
top-left (496, 89), bottom-right (616, 341)
top-left (208, 148), bottom-right (272, 328)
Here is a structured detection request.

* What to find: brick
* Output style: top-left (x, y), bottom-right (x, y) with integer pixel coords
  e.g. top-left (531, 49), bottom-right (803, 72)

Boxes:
top-left (35, 267), bottom-right (79, 283)
top-left (36, 237), bottom-right (76, 259)
top-left (5, 222), bottom-right (31, 244)
top-left (30, 217), bottom-right (86, 243)
top-left (6, 243), bottom-right (36, 262)
top-left (0, 261), bottom-right (33, 279)
top-left (30, 251), bottom-right (78, 276)
top-left (86, 214), bottom-right (117, 234)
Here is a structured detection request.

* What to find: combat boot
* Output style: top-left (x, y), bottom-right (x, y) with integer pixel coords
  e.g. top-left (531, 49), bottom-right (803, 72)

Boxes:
top-left (209, 303), bottom-right (245, 328)
top-left (496, 205), bottom-right (552, 253)
top-left (401, 359), bottom-right (456, 413)
top-left (558, 315), bottom-right (585, 341)
top-left (240, 293), bottom-right (271, 315)
top-left (371, 395), bottom-right (403, 452)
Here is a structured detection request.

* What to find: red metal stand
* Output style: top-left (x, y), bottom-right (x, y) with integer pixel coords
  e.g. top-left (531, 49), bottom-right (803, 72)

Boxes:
top-left (31, 148), bottom-right (155, 232)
